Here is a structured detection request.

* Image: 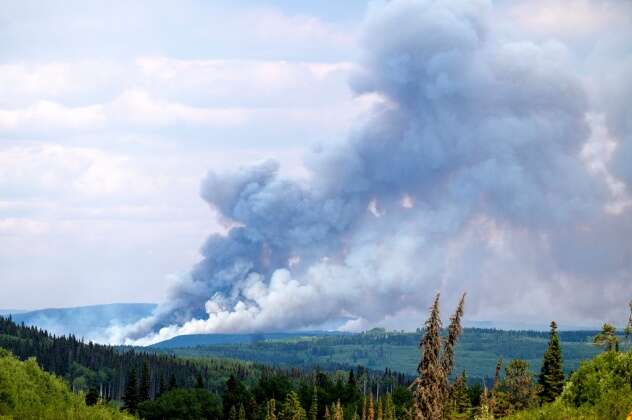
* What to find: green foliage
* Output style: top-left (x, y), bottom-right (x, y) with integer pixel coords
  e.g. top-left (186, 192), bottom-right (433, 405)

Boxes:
top-left (281, 391), bottom-right (307, 420)
top-left (161, 327), bottom-right (606, 382)
top-left (508, 349), bottom-right (632, 419)
top-left (122, 366), bottom-right (138, 413)
top-left (494, 359), bottom-right (540, 416)
top-left (593, 323), bottom-right (620, 352)
top-left (446, 371), bottom-right (470, 418)
top-left (561, 350), bottom-right (632, 407)
top-left (538, 321), bottom-right (565, 402)
top-left (137, 387), bottom-right (222, 419)
top-left (0, 348), bottom-right (131, 419)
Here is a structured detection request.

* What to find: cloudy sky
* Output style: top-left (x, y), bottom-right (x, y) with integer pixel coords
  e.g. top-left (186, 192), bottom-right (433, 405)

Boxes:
top-left (1, 1), bottom-right (631, 339)
top-left (1, 0), bottom-right (369, 309)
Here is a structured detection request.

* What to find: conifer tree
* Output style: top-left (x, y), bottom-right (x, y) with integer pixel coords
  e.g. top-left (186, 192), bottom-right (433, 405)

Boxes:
top-left (500, 360), bottom-right (540, 413)
top-left (414, 293), bottom-right (443, 419)
top-left (593, 323), bottom-right (619, 351)
top-left (361, 396), bottom-right (366, 420)
top-left (139, 360), bottom-right (150, 402)
top-left (377, 397), bottom-right (383, 420)
top-left (158, 374), bottom-right (166, 397)
top-left (448, 371), bottom-right (470, 418)
top-left (123, 367), bottom-right (139, 413)
top-left (324, 406), bottom-right (331, 420)
top-left (489, 357), bottom-right (502, 415)
top-left (168, 372), bottom-right (177, 390)
top-left (266, 399), bottom-right (277, 420)
top-left (538, 321), bottom-right (565, 402)
top-left (282, 391), bottom-right (307, 420)
top-left (334, 400), bottom-right (344, 420)
top-left (383, 394), bottom-right (395, 420)
top-left (229, 405), bottom-right (238, 420)
top-left (309, 387), bottom-right (318, 420)
top-left (413, 293), bottom-right (465, 419)
top-left (441, 294), bottom-right (466, 388)
top-left (195, 372), bottom-right (204, 389)
top-left (368, 394), bottom-right (375, 420)
top-left (239, 403), bottom-right (246, 420)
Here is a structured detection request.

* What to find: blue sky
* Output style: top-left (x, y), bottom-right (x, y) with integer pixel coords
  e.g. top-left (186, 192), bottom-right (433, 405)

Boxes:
top-left (1, 1), bottom-right (632, 338)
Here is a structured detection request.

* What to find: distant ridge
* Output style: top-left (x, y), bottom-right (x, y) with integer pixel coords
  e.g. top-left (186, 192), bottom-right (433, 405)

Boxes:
top-left (149, 331), bottom-right (349, 349)
top-left (8, 303), bottom-right (156, 341)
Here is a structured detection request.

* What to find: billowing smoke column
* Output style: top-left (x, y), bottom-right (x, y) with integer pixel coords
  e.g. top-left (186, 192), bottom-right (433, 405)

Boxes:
top-left (119, 0), bottom-right (632, 345)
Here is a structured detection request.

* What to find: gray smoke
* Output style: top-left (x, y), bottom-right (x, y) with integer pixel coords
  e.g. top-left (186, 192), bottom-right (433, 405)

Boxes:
top-left (116, 0), bottom-right (632, 345)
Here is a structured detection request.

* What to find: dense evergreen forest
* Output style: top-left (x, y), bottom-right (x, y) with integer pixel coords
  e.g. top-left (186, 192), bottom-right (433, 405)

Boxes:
top-left (155, 327), bottom-right (606, 381)
top-left (1, 297), bottom-right (632, 419)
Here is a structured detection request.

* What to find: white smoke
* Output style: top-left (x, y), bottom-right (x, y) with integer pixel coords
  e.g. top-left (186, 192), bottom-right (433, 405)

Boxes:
top-left (116, 0), bottom-right (632, 345)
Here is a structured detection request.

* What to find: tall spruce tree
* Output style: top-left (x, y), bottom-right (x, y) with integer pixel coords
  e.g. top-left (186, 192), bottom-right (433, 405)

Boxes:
top-left (195, 372), bottom-right (204, 389)
top-left (139, 360), bottom-right (150, 402)
top-left (123, 367), bottom-right (139, 413)
top-left (538, 321), bottom-right (565, 402)
top-left (309, 387), bottom-right (318, 420)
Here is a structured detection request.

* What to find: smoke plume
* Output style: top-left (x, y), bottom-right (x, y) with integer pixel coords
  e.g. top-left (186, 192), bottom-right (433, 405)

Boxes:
top-left (117, 0), bottom-right (632, 345)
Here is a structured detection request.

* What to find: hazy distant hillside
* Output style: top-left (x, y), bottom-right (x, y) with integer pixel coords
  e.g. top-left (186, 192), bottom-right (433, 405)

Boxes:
top-left (8, 303), bottom-right (156, 341)
top-left (154, 328), bottom-right (611, 381)
top-left (150, 331), bottom-right (348, 349)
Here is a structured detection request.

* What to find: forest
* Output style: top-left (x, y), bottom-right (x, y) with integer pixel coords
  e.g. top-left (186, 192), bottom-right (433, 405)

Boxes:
top-left (153, 327), bottom-right (606, 381)
top-left (1, 296), bottom-right (631, 419)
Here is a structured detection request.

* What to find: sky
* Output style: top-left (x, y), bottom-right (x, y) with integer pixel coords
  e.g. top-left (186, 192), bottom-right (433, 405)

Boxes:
top-left (1, 0), bottom-right (631, 342)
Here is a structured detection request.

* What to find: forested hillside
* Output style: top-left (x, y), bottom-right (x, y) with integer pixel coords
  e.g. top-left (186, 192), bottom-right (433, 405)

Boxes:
top-left (155, 328), bottom-right (605, 381)
top-left (0, 315), bottom-right (269, 400)
top-left (0, 348), bottom-right (132, 419)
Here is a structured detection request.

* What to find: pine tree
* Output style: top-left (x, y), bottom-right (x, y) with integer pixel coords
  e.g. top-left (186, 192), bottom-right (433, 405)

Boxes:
top-left (139, 360), bottom-right (150, 402)
top-left (309, 387), bottom-right (318, 420)
top-left (334, 400), bottom-right (344, 420)
top-left (158, 374), bottom-right (166, 397)
top-left (501, 359), bottom-right (540, 412)
top-left (448, 371), bottom-right (470, 418)
top-left (282, 391), bottom-right (307, 420)
top-left (489, 357), bottom-right (502, 415)
top-left (538, 321), bottom-right (565, 402)
top-left (361, 395), bottom-right (366, 420)
top-left (377, 397), bottom-right (383, 420)
top-left (195, 372), bottom-right (204, 389)
top-left (229, 405), bottom-right (238, 420)
top-left (414, 293), bottom-right (444, 419)
top-left (168, 372), bottom-right (177, 390)
top-left (593, 323), bottom-right (619, 351)
top-left (441, 294), bottom-right (466, 387)
top-left (383, 394), bottom-right (395, 420)
top-left (368, 394), bottom-right (375, 420)
top-left (266, 399), bottom-right (277, 420)
top-left (324, 406), bottom-right (331, 420)
top-left (239, 403), bottom-right (246, 420)
top-left (123, 367), bottom-right (139, 413)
